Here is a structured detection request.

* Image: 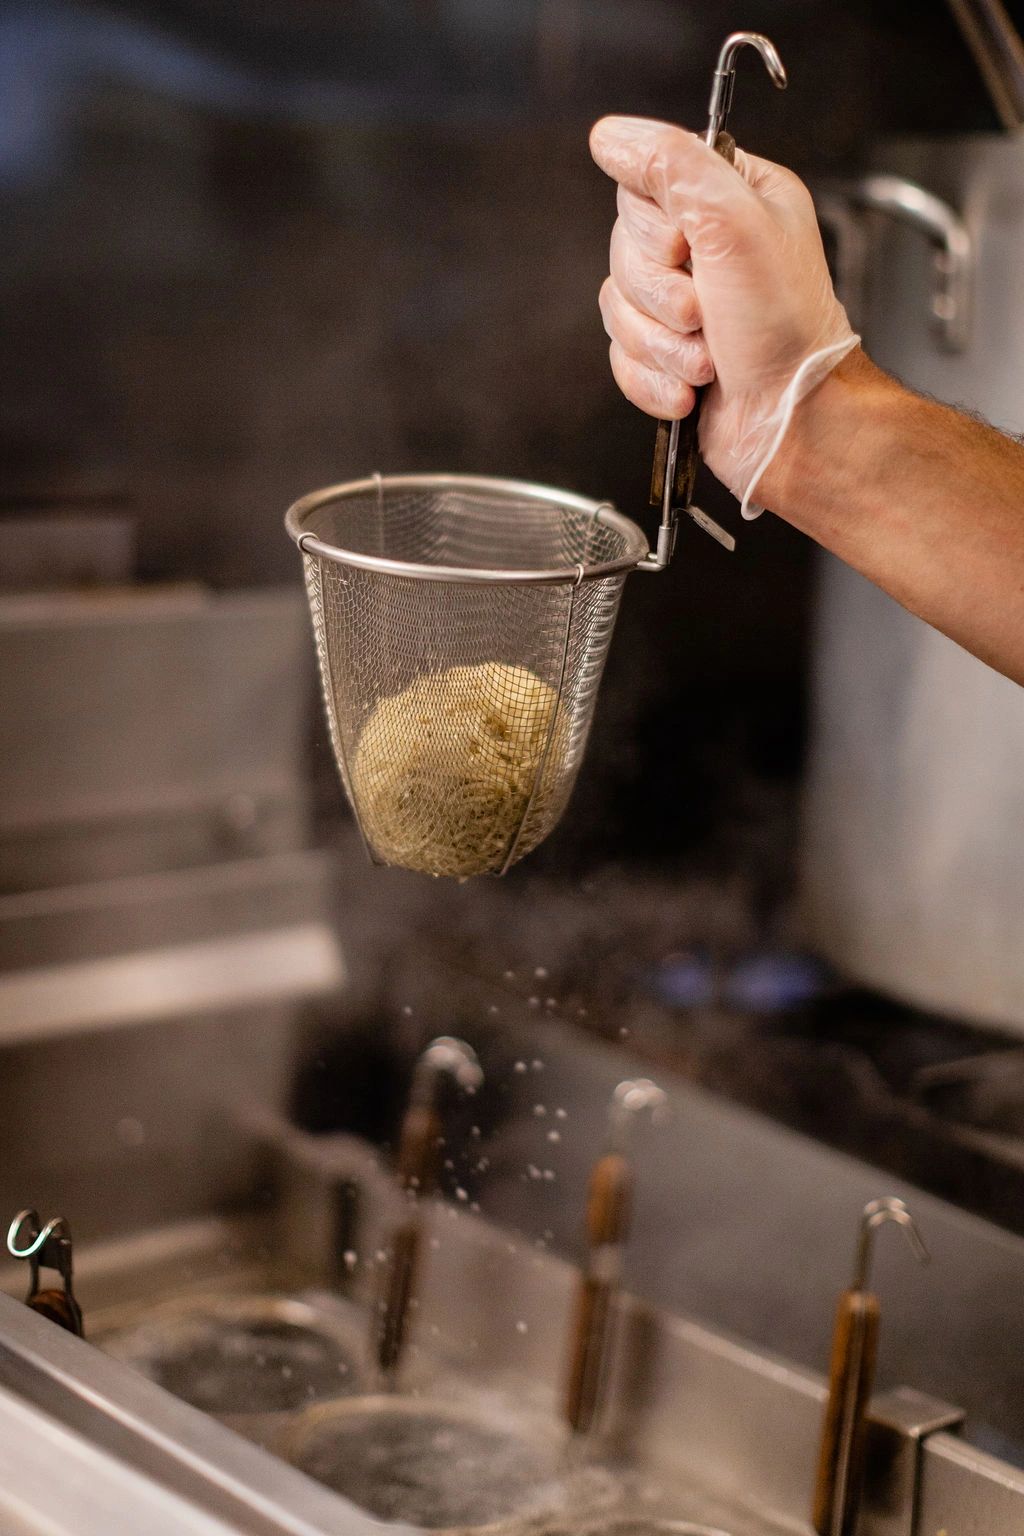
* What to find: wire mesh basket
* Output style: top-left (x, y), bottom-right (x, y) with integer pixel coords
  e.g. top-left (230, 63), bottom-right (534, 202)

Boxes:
top-left (285, 474), bottom-right (649, 878)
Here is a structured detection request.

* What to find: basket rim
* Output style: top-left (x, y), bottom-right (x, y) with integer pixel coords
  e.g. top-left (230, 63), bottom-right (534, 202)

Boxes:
top-left (284, 473), bottom-right (649, 585)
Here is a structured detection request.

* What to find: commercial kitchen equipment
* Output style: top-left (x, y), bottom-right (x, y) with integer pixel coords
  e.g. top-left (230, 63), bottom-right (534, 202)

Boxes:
top-left (4, 1001), bottom-right (1024, 1535)
top-left (811, 1198), bottom-right (930, 1536)
top-left (564, 1078), bottom-right (666, 1436)
top-left (804, 121), bottom-right (1024, 1032)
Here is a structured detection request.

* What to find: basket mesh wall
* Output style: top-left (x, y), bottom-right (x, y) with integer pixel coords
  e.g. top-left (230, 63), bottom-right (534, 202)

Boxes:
top-left (300, 483), bottom-right (634, 876)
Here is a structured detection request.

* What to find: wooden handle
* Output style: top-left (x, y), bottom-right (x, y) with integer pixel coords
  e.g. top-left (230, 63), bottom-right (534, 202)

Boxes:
top-left (586, 1153), bottom-right (631, 1247)
top-left (396, 1104), bottom-right (442, 1195)
top-left (28, 1288), bottom-right (84, 1337)
top-left (649, 129), bottom-right (737, 514)
top-left (811, 1288), bottom-right (881, 1536)
top-left (564, 1275), bottom-right (613, 1434)
top-left (376, 1220), bottom-right (420, 1374)
top-left (562, 1153), bottom-right (632, 1433)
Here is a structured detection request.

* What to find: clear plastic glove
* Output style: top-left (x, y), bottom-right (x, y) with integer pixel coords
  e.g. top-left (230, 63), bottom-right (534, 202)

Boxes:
top-left (589, 116), bottom-right (859, 518)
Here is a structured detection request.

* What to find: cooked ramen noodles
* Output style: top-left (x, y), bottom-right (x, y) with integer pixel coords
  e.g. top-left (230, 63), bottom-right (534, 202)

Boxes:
top-left (352, 663), bottom-right (565, 877)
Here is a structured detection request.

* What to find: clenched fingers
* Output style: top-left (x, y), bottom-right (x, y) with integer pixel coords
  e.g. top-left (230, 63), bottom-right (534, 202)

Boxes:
top-left (609, 221), bottom-right (702, 333)
top-left (608, 341), bottom-right (697, 421)
top-left (616, 185), bottom-right (690, 266)
top-left (599, 277), bottom-right (714, 386)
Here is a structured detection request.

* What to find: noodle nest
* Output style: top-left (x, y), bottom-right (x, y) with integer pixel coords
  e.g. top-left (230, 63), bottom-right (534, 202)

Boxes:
top-left (351, 663), bottom-right (566, 877)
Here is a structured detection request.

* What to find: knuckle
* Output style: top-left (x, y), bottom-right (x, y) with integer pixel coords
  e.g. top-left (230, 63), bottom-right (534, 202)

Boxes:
top-left (668, 281), bottom-right (700, 332)
top-left (654, 373), bottom-right (692, 418)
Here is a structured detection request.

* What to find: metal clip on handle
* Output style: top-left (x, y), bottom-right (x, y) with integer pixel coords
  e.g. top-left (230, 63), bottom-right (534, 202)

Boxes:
top-left (563, 1079), bottom-right (667, 1436)
top-left (642, 32), bottom-right (787, 569)
top-left (811, 1198), bottom-right (929, 1536)
top-left (7, 1209), bottom-right (84, 1337)
top-left (376, 1037), bottom-right (483, 1379)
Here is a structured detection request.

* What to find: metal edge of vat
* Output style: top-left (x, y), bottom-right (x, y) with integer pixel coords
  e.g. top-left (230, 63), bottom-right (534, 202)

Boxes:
top-left (2, 1135), bottom-right (1024, 1534)
top-left (0, 1292), bottom-right (413, 1536)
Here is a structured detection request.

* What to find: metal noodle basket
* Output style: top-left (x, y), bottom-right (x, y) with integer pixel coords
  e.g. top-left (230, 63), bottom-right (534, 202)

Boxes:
top-left (286, 474), bottom-right (648, 877)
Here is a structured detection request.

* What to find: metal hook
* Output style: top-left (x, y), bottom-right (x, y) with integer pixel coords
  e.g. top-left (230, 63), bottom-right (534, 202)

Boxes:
top-left (376, 1037), bottom-right (483, 1380)
top-left (607, 1078), bottom-right (668, 1151)
top-left (852, 1196), bottom-right (930, 1293)
top-left (7, 1209), bottom-right (68, 1264)
top-left (7, 1208), bottom-right (83, 1337)
top-left (7, 1209), bottom-right (74, 1293)
top-left (707, 31), bottom-right (788, 148)
top-left (646, 30), bottom-right (787, 565)
top-left (411, 1036), bottom-right (483, 1106)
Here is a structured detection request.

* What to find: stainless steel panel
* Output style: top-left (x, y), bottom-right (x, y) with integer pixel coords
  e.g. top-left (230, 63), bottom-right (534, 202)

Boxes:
top-left (920, 1430), bottom-right (1024, 1533)
top-left (2, 1139), bottom-right (1023, 1535)
top-left (0, 850), bottom-right (346, 1240)
top-left (0, 849), bottom-right (340, 973)
top-left (803, 130), bottom-right (1024, 1030)
top-left (0, 585), bottom-right (314, 891)
top-left (0, 1381), bottom-right (241, 1536)
top-left (0, 512), bottom-right (136, 592)
top-left (0, 1295), bottom-right (392, 1536)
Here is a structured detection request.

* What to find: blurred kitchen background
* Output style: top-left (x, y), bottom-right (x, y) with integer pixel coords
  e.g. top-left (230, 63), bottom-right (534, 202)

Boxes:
top-left (4, 0), bottom-right (1024, 1472)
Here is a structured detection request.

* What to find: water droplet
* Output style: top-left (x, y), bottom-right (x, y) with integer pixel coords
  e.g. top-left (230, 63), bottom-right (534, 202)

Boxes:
top-left (470, 1201), bottom-right (481, 1213)
top-left (528, 996), bottom-right (540, 1009)
top-left (533, 1103), bottom-right (546, 1117)
top-left (515, 1320), bottom-right (529, 1334)
top-left (487, 1004), bottom-right (500, 1016)
top-left (619, 1026), bottom-right (630, 1038)
top-left (555, 1107), bottom-right (568, 1120)
top-left (443, 1158), bottom-right (455, 1170)
top-left (534, 966), bottom-right (549, 980)
top-left (542, 1168), bottom-right (556, 1181)
top-left (401, 1005), bottom-right (413, 1017)
top-left (513, 1060), bottom-right (527, 1074)
top-left (503, 969), bottom-right (515, 981)
top-left (343, 1249), bottom-right (358, 1271)
top-left (547, 1129), bottom-right (561, 1143)
top-left (470, 1125), bottom-right (481, 1137)
top-left (531, 1059), bottom-right (544, 1072)
top-left (455, 1187), bottom-right (468, 1202)
top-left (544, 997), bottom-right (557, 1009)
top-left (528, 1164), bottom-right (542, 1180)
top-left (374, 1249), bottom-right (388, 1263)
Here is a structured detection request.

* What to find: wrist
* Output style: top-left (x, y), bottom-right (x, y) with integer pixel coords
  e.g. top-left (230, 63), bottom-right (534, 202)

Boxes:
top-left (755, 347), bottom-right (894, 531)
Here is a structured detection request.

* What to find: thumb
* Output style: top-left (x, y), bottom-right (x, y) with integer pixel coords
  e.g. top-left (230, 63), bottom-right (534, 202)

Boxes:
top-left (590, 115), bottom-right (762, 252)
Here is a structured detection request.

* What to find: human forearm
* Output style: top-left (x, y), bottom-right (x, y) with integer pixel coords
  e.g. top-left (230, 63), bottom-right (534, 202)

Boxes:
top-left (758, 348), bottom-right (1024, 684)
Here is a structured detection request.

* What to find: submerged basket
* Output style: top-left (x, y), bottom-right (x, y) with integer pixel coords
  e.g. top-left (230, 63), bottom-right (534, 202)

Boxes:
top-left (285, 474), bottom-right (648, 877)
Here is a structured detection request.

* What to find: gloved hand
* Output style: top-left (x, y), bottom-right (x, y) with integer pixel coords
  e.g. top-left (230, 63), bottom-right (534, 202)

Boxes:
top-left (589, 116), bottom-right (859, 518)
